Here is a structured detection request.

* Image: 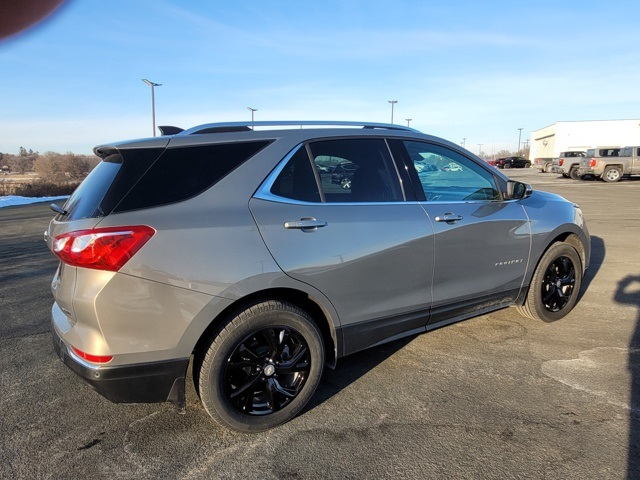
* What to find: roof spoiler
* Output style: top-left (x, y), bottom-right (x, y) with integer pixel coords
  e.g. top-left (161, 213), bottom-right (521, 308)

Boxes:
top-left (158, 125), bottom-right (184, 136)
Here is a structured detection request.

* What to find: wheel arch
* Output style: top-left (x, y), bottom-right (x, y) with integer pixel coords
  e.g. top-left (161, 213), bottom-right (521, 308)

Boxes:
top-left (192, 288), bottom-right (339, 377)
top-left (602, 164), bottom-right (624, 181)
top-left (515, 231), bottom-right (587, 306)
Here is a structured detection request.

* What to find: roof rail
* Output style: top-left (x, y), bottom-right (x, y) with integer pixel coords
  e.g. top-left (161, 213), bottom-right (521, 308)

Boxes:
top-left (180, 121), bottom-right (419, 135)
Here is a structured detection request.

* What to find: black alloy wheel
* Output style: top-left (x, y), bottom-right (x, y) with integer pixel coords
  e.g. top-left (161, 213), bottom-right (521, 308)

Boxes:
top-left (224, 326), bottom-right (311, 416)
top-left (198, 301), bottom-right (324, 432)
top-left (517, 241), bottom-right (583, 322)
top-left (541, 256), bottom-right (576, 312)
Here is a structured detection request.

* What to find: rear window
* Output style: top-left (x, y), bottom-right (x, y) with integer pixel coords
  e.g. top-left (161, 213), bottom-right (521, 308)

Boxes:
top-left (62, 156), bottom-right (120, 220)
top-left (63, 150), bottom-right (160, 220)
top-left (62, 141), bottom-right (270, 220)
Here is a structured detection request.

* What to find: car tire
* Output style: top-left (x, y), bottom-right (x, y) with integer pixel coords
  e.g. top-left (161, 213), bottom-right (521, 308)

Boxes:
top-left (504, 163), bottom-right (511, 169)
top-left (569, 167), bottom-right (581, 180)
top-left (525, 162), bottom-right (531, 168)
top-left (197, 300), bottom-right (324, 433)
top-left (517, 242), bottom-right (582, 322)
top-left (543, 163), bottom-right (551, 173)
top-left (602, 166), bottom-right (622, 182)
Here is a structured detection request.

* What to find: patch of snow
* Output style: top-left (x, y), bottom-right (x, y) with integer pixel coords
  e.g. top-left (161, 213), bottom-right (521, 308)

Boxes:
top-left (0, 195), bottom-right (69, 208)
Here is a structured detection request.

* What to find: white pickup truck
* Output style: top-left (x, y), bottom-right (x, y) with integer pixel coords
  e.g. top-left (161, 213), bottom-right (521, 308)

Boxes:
top-left (550, 151), bottom-right (586, 179)
top-left (577, 146), bottom-right (640, 182)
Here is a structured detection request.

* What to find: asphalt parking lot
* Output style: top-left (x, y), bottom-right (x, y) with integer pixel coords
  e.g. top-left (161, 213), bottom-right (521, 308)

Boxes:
top-left (1, 169), bottom-right (639, 479)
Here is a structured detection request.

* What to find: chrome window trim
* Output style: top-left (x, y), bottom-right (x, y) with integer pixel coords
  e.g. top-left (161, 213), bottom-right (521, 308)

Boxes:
top-left (254, 138), bottom-right (411, 205)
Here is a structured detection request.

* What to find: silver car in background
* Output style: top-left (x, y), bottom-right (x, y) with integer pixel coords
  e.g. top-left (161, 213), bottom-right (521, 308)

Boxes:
top-left (45, 121), bottom-right (590, 432)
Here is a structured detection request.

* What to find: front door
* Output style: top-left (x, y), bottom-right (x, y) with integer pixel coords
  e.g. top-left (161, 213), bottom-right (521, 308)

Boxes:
top-left (394, 140), bottom-right (531, 326)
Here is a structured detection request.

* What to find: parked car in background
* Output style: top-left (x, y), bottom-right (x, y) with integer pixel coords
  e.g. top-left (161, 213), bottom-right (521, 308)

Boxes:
top-left (533, 156), bottom-right (556, 173)
top-left (414, 160), bottom-right (439, 173)
top-left (45, 120), bottom-right (590, 433)
top-left (495, 156), bottom-right (531, 169)
top-left (330, 161), bottom-right (358, 188)
top-left (551, 151), bottom-right (587, 179)
top-left (578, 146), bottom-right (640, 182)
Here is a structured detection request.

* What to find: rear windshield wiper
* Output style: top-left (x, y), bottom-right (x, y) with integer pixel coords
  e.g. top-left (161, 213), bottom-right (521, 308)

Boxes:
top-left (50, 203), bottom-right (68, 216)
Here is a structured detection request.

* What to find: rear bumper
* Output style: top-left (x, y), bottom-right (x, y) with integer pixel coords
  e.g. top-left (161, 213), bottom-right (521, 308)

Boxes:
top-left (51, 322), bottom-right (189, 407)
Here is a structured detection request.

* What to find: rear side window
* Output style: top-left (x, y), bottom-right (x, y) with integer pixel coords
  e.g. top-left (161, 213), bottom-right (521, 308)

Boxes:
top-left (598, 148), bottom-right (620, 157)
top-left (62, 141), bottom-right (271, 220)
top-left (269, 147), bottom-right (321, 202)
top-left (270, 138), bottom-right (403, 203)
top-left (114, 141), bottom-right (271, 212)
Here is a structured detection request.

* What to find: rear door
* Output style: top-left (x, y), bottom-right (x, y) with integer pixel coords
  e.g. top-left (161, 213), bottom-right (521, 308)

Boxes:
top-left (391, 140), bottom-right (530, 327)
top-left (250, 138), bottom-right (434, 355)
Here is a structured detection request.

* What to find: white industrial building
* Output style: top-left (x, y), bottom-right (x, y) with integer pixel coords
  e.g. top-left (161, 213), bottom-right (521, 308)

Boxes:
top-left (529, 119), bottom-right (640, 159)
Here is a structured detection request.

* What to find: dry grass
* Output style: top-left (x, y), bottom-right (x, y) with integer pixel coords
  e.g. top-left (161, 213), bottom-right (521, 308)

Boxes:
top-left (0, 177), bottom-right (80, 197)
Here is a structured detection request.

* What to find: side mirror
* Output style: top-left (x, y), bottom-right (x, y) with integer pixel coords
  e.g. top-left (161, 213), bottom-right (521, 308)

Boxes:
top-left (506, 181), bottom-right (532, 200)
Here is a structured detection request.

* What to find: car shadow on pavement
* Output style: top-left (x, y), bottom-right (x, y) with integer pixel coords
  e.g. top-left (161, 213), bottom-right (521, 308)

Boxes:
top-left (308, 336), bottom-right (415, 411)
top-left (614, 275), bottom-right (640, 479)
top-left (579, 235), bottom-right (605, 302)
top-left (307, 236), bottom-right (606, 420)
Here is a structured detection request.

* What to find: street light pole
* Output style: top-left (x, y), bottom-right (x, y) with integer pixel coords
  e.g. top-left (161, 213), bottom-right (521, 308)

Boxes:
top-left (405, 118), bottom-right (412, 127)
top-left (142, 79), bottom-right (161, 137)
top-left (462, 137), bottom-right (466, 148)
top-left (388, 100), bottom-right (397, 124)
top-left (517, 127), bottom-right (523, 154)
top-left (478, 144), bottom-right (484, 156)
top-left (247, 107), bottom-right (257, 123)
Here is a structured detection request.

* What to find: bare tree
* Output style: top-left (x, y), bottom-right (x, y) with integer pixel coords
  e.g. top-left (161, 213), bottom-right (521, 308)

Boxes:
top-left (34, 152), bottom-right (97, 183)
top-left (4, 154), bottom-right (35, 174)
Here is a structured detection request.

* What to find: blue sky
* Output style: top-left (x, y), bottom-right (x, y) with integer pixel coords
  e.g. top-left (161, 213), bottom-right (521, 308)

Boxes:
top-left (1, 0), bottom-right (639, 156)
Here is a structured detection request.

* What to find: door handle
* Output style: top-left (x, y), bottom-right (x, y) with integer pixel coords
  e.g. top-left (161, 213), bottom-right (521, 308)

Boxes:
top-left (434, 213), bottom-right (463, 223)
top-left (284, 217), bottom-right (327, 232)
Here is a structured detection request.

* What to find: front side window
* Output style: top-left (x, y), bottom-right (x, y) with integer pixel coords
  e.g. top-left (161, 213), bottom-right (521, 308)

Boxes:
top-left (402, 141), bottom-right (500, 202)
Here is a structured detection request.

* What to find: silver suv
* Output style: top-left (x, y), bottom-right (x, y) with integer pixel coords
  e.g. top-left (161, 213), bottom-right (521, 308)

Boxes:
top-left (46, 121), bottom-right (590, 432)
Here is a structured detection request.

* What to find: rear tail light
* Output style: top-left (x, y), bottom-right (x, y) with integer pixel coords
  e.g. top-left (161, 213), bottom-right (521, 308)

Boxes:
top-left (559, 159), bottom-right (564, 166)
top-left (52, 225), bottom-right (155, 271)
top-left (71, 346), bottom-right (113, 364)
top-left (590, 159), bottom-right (597, 167)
